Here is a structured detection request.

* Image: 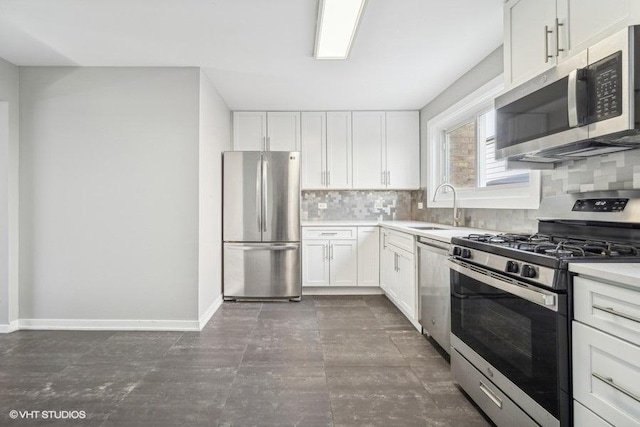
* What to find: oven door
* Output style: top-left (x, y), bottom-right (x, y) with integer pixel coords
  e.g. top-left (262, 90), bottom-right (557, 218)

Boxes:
top-left (449, 258), bottom-right (569, 426)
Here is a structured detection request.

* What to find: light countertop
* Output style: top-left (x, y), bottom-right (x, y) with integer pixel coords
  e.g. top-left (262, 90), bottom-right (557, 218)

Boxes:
top-left (569, 263), bottom-right (640, 289)
top-left (301, 220), bottom-right (497, 244)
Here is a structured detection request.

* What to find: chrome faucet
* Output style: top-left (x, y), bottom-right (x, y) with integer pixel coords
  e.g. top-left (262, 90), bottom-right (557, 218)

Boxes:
top-left (433, 183), bottom-right (461, 227)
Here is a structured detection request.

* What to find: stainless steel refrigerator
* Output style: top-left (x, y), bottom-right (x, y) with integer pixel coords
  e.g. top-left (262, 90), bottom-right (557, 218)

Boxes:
top-left (222, 151), bottom-right (301, 300)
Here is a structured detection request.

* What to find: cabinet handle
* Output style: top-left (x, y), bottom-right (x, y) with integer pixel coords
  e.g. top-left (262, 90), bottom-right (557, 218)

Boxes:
top-left (320, 232), bottom-right (338, 236)
top-left (387, 171), bottom-right (390, 186)
top-left (592, 373), bottom-right (640, 404)
top-left (327, 170), bottom-right (330, 186)
top-left (381, 171), bottom-right (385, 185)
top-left (555, 18), bottom-right (564, 56)
top-left (323, 244), bottom-right (327, 260)
top-left (266, 136), bottom-right (271, 151)
top-left (544, 25), bottom-right (553, 63)
top-left (479, 382), bottom-right (503, 409)
top-left (330, 245), bottom-right (334, 260)
top-left (394, 253), bottom-right (398, 272)
top-left (592, 304), bottom-right (640, 325)
top-left (262, 136), bottom-right (266, 151)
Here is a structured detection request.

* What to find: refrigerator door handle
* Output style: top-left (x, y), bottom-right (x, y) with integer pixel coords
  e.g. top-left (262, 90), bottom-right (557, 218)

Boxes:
top-left (226, 243), bottom-right (299, 251)
top-left (256, 158), bottom-right (262, 232)
top-left (262, 158), bottom-right (268, 232)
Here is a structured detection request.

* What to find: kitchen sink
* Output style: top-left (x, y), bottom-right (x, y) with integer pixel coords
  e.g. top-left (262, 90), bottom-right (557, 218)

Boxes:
top-left (407, 226), bottom-right (448, 230)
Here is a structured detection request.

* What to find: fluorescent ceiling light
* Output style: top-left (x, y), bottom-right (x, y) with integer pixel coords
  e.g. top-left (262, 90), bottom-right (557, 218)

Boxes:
top-left (314, 0), bottom-right (367, 60)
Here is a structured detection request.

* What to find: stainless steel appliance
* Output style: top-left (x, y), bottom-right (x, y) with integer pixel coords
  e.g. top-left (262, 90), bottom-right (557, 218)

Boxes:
top-left (448, 190), bottom-right (640, 427)
top-left (222, 151), bottom-right (301, 300)
top-left (495, 25), bottom-right (640, 165)
top-left (418, 236), bottom-right (451, 354)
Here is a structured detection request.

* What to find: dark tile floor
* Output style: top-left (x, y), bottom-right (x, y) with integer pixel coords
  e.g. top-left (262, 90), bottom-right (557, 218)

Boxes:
top-left (0, 295), bottom-right (492, 426)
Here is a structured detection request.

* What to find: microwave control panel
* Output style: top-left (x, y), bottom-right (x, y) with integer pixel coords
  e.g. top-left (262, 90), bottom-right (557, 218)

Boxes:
top-left (572, 198), bottom-right (628, 212)
top-left (588, 51), bottom-right (623, 122)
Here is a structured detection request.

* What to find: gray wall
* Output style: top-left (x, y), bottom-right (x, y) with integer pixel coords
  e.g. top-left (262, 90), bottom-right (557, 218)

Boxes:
top-left (19, 67), bottom-right (201, 323)
top-left (0, 57), bottom-right (19, 328)
top-left (198, 71), bottom-right (231, 320)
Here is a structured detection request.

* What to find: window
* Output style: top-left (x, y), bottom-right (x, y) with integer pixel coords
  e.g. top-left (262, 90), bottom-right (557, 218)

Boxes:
top-left (427, 76), bottom-right (541, 209)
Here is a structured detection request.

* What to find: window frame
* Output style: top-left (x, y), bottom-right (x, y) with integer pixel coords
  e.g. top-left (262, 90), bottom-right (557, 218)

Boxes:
top-left (426, 75), bottom-right (541, 210)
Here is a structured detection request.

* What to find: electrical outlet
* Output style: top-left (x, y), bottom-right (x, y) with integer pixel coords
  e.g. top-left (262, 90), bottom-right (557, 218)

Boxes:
top-left (374, 201), bottom-right (383, 209)
top-left (418, 202), bottom-right (424, 209)
top-left (318, 202), bottom-right (327, 210)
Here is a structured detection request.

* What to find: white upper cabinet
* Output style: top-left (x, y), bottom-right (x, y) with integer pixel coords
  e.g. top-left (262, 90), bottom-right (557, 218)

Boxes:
top-left (326, 112), bottom-right (352, 189)
top-left (233, 111), bottom-right (300, 151)
top-left (556, 0), bottom-right (630, 60)
top-left (301, 111), bottom-right (352, 189)
top-left (301, 112), bottom-right (326, 189)
top-left (504, 0), bottom-right (557, 88)
top-left (385, 111), bottom-right (419, 189)
top-left (352, 111), bottom-right (419, 189)
top-left (505, 0), bottom-right (635, 89)
top-left (352, 111), bottom-right (386, 189)
top-left (233, 112), bottom-right (267, 151)
top-left (267, 112), bottom-right (300, 151)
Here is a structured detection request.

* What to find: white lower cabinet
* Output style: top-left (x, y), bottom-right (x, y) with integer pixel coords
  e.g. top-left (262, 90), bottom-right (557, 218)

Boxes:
top-left (357, 227), bottom-right (379, 286)
top-left (302, 227), bottom-right (357, 287)
top-left (329, 240), bottom-right (358, 286)
top-left (302, 240), bottom-right (330, 286)
top-left (572, 274), bottom-right (640, 427)
top-left (379, 228), bottom-right (417, 321)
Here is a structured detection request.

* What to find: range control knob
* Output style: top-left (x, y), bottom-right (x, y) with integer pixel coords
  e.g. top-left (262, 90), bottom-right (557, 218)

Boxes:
top-left (452, 247), bottom-right (462, 256)
top-left (461, 249), bottom-right (472, 259)
top-left (506, 261), bottom-right (520, 274)
top-left (521, 264), bottom-right (537, 278)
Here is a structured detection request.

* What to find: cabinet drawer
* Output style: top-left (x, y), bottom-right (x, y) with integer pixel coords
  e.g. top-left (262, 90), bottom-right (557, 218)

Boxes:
top-left (385, 229), bottom-right (415, 253)
top-left (302, 227), bottom-right (356, 240)
top-left (574, 276), bottom-right (640, 346)
top-left (573, 321), bottom-right (640, 427)
top-left (574, 401), bottom-right (613, 427)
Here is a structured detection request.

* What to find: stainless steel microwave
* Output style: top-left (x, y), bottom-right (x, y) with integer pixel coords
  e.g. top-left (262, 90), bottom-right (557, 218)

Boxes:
top-left (495, 25), bottom-right (640, 165)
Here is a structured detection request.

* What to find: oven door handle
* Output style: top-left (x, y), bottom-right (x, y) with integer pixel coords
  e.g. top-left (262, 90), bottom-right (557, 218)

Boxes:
top-left (447, 259), bottom-right (558, 311)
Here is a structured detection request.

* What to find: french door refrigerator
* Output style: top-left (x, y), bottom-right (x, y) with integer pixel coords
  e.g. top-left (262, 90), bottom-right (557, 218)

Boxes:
top-left (222, 151), bottom-right (301, 300)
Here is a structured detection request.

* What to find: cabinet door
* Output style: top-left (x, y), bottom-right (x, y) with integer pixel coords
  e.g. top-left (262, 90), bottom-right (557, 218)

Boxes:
top-left (329, 240), bottom-right (358, 287)
top-left (385, 111), bottom-right (419, 189)
top-left (301, 112), bottom-right (326, 189)
top-left (504, 0), bottom-right (557, 88)
top-left (233, 112), bottom-right (267, 151)
top-left (556, 0), bottom-right (629, 60)
top-left (352, 111), bottom-right (385, 189)
top-left (380, 234), bottom-right (397, 299)
top-left (397, 250), bottom-right (416, 320)
top-left (267, 112), bottom-right (300, 151)
top-left (357, 227), bottom-right (380, 287)
top-left (326, 112), bottom-right (352, 189)
top-left (302, 240), bottom-right (330, 286)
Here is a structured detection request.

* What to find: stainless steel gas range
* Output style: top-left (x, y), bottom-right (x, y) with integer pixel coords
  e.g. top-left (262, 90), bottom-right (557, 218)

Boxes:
top-left (448, 190), bottom-right (640, 427)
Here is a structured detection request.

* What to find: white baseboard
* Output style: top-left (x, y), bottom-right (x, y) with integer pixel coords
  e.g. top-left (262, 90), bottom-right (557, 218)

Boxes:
top-left (18, 318), bottom-right (201, 331)
top-left (302, 286), bottom-right (384, 296)
top-left (199, 294), bottom-right (223, 330)
top-left (0, 320), bottom-right (19, 333)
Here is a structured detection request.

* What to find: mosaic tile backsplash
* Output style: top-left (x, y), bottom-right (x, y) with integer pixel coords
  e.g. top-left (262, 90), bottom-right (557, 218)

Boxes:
top-left (302, 190), bottom-right (413, 221)
top-left (413, 149), bottom-right (640, 233)
top-left (302, 150), bottom-right (640, 231)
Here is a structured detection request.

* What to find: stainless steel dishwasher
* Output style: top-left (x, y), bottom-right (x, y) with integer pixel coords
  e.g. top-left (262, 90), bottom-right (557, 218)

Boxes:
top-left (417, 236), bottom-right (451, 354)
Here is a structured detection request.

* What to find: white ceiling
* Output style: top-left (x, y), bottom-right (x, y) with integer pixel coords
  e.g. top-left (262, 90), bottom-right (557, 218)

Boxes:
top-left (0, 0), bottom-right (503, 110)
